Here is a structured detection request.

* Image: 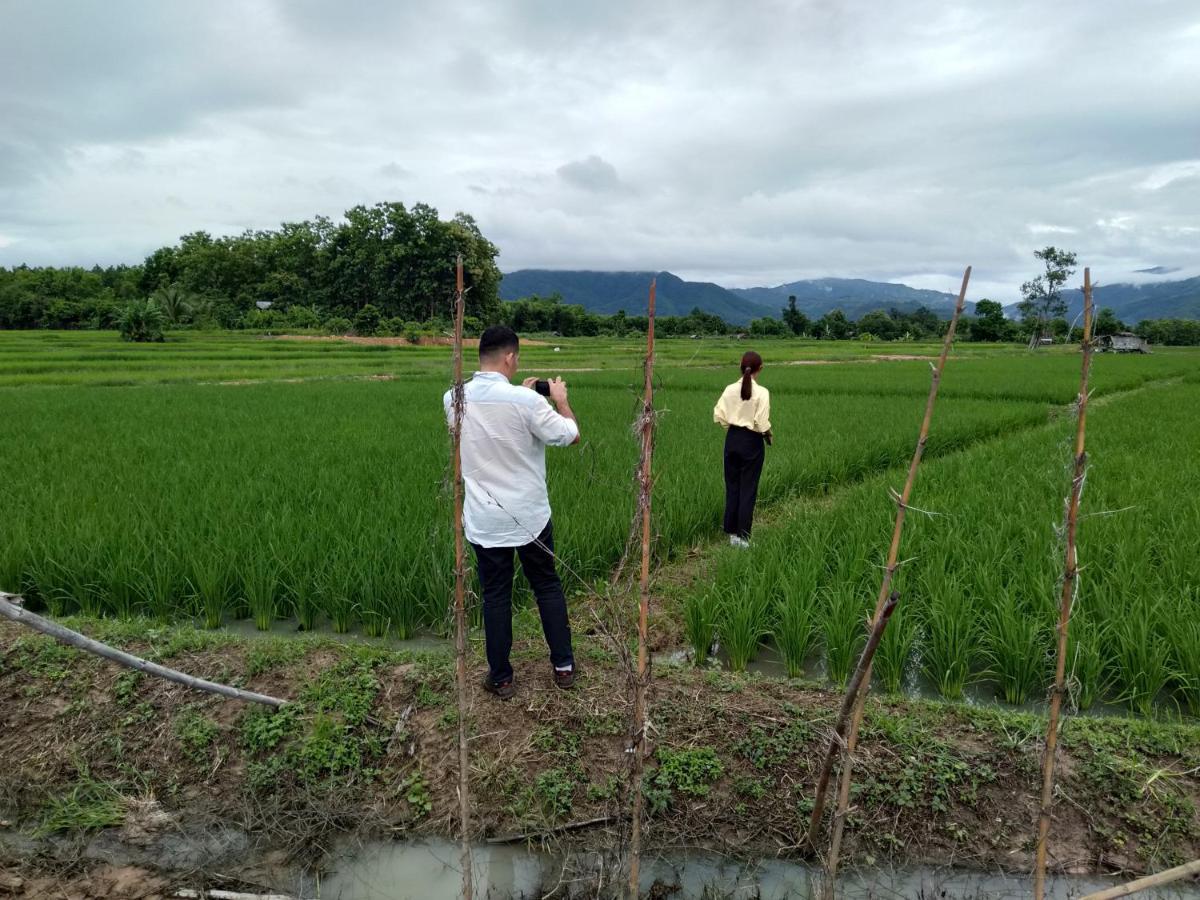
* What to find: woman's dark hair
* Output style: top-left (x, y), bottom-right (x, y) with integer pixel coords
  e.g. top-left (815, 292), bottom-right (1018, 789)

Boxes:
top-left (479, 325), bottom-right (519, 360)
top-left (740, 350), bottom-right (763, 400)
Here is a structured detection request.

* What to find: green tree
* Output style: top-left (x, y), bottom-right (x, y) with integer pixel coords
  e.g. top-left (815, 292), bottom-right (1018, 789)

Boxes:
top-left (151, 284), bottom-right (194, 325)
top-left (117, 300), bottom-right (166, 342)
top-left (1018, 246), bottom-right (1077, 349)
top-left (781, 295), bottom-right (810, 336)
top-left (1092, 307), bottom-right (1126, 337)
top-left (353, 304), bottom-right (382, 336)
top-left (750, 316), bottom-right (788, 336)
top-left (815, 308), bottom-right (851, 340)
top-left (856, 309), bottom-right (899, 341)
top-left (970, 299), bottom-right (1010, 342)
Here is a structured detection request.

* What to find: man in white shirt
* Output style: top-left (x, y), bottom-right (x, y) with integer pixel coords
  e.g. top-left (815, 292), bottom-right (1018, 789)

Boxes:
top-left (444, 325), bottom-right (580, 700)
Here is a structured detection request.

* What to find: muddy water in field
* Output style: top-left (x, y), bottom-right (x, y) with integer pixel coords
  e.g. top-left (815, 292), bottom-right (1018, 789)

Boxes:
top-left (219, 616), bottom-right (451, 653)
top-left (311, 837), bottom-right (1200, 899)
top-left (654, 640), bottom-right (1141, 720)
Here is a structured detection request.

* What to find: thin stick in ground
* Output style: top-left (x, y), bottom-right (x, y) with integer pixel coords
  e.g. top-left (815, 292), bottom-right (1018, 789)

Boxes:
top-left (807, 265), bottom-right (971, 890)
top-left (627, 276), bottom-right (657, 900)
top-left (450, 252), bottom-right (474, 900)
top-left (1033, 266), bottom-right (1095, 900)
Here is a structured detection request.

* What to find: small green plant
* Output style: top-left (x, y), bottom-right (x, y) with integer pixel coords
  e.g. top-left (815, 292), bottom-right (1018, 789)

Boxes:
top-left (648, 744), bottom-right (720, 816)
top-left (36, 775), bottom-right (126, 836)
top-left (175, 709), bottom-right (219, 762)
top-left (245, 639), bottom-right (308, 677)
top-left (401, 771), bottom-right (432, 817)
top-left (240, 706), bottom-right (298, 753)
top-left (586, 775), bottom-right (623, 803)
top-left (534, 767), bottom-right (577, 819)
top-left (113, 671), bottom-right (141, 707)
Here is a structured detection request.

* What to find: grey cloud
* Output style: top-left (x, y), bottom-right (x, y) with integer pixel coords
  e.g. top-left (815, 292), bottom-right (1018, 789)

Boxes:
top-left (1, 0), bottom-right (1197, 298)
top-left (378, 162), bottom-right (411, 179)
top-left (557, 156), bottom-right (622, 193)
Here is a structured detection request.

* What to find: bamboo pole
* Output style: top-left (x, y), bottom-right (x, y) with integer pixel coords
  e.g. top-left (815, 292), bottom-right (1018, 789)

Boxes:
top-left (0, 593), bottom-right (287, 708)
top-left (808, 266), bottom-right (971, 890)
top-left (1078, 858), bottom-right (1200, 900)
top-left (1034, 267), bottom-right (1094, 900)
top-left (450, 253), bottom-right (474, 900)
top-left (627, 277), bottom-right (657, 900)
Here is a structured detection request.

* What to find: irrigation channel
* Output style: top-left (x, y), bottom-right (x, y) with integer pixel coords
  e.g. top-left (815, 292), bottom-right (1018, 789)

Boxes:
top-left (312, 839), bottom-right (1200, 899)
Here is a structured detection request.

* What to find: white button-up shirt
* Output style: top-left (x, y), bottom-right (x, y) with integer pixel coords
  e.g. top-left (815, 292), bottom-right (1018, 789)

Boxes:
top-left (443, 371), bottom-right (579, 548)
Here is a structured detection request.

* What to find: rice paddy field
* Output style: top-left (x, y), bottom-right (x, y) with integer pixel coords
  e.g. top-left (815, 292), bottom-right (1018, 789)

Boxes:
top-left (2, 329), bottom-right (1198, 717)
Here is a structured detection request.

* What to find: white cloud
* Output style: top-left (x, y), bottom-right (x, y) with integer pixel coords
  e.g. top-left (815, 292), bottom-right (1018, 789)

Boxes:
top-left (1, 0), bottom-right (1198, 301)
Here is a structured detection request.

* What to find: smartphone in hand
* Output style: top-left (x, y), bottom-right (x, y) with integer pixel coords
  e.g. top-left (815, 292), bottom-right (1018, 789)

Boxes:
top-left (534, 379), bottom-right (551, 397)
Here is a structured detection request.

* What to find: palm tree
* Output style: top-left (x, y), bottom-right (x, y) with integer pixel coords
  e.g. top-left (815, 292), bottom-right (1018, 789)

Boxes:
top-left (150, 284), bottom-right (195, 325)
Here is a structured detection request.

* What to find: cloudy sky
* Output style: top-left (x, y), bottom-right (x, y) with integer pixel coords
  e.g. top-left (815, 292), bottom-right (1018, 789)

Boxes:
top-left (2, 1), bottom-right (1197, 300)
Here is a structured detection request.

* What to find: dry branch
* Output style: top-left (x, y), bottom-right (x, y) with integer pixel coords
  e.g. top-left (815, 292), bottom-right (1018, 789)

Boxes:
top-left (807, 265), bottom-right (971, 893)
top-left (0, 593), bottom-right (286, 708)
top-left (1078, 858), bottom-right (1200, 900)
top-left (1034, 267), bottom-right (1095, 900)
top-left (450, 253), bottom-right (475, 900)
top-left (627, 277), bottom-right (657, 900)
top-left (805, 591), bottom-right (899, 843)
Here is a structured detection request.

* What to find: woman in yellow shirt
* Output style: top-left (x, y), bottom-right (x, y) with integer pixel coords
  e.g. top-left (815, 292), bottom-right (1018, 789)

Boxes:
top-left (713, 350), bottom-right (772, 547)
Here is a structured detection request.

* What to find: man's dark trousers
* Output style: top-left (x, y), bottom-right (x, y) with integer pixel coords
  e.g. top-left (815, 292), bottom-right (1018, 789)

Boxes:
top-left (471, 520), bottom-right (574, 686)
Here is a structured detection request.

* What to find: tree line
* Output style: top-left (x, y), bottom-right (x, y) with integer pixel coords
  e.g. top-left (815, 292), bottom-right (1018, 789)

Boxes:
top-left (2, 225), bottom-right (1197, 344)
top-left (0, 201), bottom-right (502, 333)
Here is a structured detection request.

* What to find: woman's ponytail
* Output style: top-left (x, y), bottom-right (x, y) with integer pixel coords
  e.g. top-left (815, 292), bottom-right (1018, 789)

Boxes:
top-left (739, 350), bottom-right (763, 401)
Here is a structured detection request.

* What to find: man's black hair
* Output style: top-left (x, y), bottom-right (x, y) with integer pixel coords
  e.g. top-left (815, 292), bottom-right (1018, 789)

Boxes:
top-left (479, 325), bottom-right (519, 359)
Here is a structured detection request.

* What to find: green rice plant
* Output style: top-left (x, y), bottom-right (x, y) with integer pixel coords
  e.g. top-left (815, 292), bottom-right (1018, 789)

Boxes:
top-left (384, 558), bottom-right (421, 640)
top-left (683, 589), bottom-right (718, 665)
top-left (983, 590), bottom-right (1050, 706)
top-left (135, 553), bottom-right (180, 623)
top-left (874, 601), bottom-right (918, 695)
top-left (1108, 599), bottom-right (1175, 716)
top-left (242, 551), bottom-right (281, 632)
top-left (1162, 593), bottom-right (1200, 717)
top-left (101, 549), bottom-right (142, 620)
top-left (717, 585), bottom-right (773, 673)
top-left (28, 556), bottom-right (73, 617)
top-left (919, 574), bottom-right (978, 700)
top-left (61, 548), bottom-right (104, 618)
top-left (822, 585), bottom-right (868, 688)
top-left (774, 580), bottom-right (821, 678)
top-left (188, 553), bottom-right (230, 630)
top-left (1070, 617), bottom-right (1108, 711)
top-left (318, 552), bottom-right (358, 634)
top-left (286, 558), bottom-right (323, 632)
top-left (357, 561), bottom-right (389, 638)
top-left (0, 528), bottom-right (28, 595)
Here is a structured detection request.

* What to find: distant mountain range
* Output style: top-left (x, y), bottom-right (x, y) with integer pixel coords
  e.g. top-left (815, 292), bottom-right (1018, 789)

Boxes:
top-left (501, 269), bottom-right (1200, 325)
top-left (1004, 276), bottom-right (1200, 325)
top-left (500, 270), bottom-right (969, 324)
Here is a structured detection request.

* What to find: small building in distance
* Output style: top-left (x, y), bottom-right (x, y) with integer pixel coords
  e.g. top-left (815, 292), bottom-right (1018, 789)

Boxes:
top-left (1098, 332), bottom-right (1149, 353)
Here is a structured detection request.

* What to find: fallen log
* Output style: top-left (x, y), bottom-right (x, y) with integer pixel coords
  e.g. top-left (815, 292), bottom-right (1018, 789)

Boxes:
top-left (0, 593), bottom-right (287, 709)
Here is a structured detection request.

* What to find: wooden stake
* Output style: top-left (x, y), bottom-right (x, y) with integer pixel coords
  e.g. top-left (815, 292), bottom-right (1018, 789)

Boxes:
top-left (808, 266), bottom-right (971, 889)
top-left (628, 277), bottom-right (657, 900)
top-left (1034, 267), bottom-right (1094, 900)
top-left (0, 593), bottom-right (287, 708)
top-left (1078, 858), bottom-right (1200, 900)
top-left (450, 253), bottom-right (474, 900)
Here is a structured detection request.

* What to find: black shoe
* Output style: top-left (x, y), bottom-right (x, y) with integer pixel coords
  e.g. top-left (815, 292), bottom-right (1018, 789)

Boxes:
top-left (482, 676), bottom-right (515, 700)
top-left (553, 666), bottom-right (577, 690)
